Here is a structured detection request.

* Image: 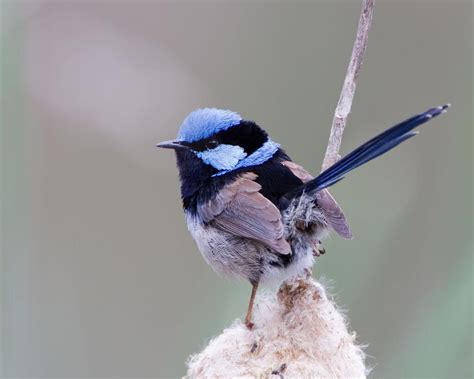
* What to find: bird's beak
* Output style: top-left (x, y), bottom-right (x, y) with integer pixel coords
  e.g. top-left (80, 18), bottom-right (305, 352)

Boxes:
top-left (156, 140), bottom-right (189, 150)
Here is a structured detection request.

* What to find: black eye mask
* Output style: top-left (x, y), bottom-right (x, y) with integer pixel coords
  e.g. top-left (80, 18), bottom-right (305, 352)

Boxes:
top-left (183, 121), bottom-right (269, 154)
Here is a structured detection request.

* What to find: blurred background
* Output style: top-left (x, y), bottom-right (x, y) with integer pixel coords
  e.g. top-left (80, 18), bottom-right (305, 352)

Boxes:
top-left (1, 1), bottom-right (472, 378)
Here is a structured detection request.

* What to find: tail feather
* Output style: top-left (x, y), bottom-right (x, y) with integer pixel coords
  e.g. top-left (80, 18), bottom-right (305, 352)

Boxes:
top-left (280, 104), bottom-right (449, 207)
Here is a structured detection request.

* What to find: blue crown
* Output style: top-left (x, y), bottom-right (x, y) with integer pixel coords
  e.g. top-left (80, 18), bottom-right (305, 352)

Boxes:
top-left (177, 108), bottom-right (242, 142)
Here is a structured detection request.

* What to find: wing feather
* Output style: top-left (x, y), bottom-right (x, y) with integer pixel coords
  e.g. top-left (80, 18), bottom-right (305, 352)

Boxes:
top-left (281, 160), bottom-right (352, 239)
top-left (197, 173), bottom-right (291, 254)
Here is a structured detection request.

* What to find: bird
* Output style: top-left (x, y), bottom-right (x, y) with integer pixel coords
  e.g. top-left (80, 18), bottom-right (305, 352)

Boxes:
top-left (157, 104), bottom-right (449, 329)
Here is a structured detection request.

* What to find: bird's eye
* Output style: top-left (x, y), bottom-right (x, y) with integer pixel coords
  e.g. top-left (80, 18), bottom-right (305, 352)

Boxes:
top-left (205, 139), bottom-right (219, 149)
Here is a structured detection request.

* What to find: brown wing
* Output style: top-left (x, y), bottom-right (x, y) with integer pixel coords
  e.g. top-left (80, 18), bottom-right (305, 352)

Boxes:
top-left (197, 173), bottom-right (291, 255)
top-left (281, 160), bottom-right (314, 183)
top-left (281, 161), bottom-right (352, 239)
top-left (315, 190), bottom-right (352, 239)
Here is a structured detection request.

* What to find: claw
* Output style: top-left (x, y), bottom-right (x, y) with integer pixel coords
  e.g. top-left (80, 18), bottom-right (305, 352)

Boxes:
top-left (312, 240), bottom-right (326, 256)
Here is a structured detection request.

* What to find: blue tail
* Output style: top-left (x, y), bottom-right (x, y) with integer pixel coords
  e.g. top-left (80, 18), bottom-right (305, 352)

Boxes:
top-left (281, 104), bottom-right (449, 207)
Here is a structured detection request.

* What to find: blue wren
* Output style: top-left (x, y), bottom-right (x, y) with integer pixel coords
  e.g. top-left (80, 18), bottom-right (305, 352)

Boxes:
top-left (157, 104), bottom-right (449, 328)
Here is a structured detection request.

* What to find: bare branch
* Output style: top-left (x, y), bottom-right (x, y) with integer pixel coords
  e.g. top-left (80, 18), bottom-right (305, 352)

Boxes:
top-left (322, 0), bottom-right (376, 171)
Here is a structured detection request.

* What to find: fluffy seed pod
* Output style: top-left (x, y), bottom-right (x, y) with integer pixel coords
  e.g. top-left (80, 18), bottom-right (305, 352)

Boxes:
top-left (186, 278), bottom-right (367, 378)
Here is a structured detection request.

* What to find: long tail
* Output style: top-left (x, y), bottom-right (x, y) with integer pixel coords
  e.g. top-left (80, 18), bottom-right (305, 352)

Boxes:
top-left (280, 104), bottom-right (450, 208)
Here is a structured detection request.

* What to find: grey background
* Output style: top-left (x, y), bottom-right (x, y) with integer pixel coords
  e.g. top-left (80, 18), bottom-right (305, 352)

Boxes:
top-left (1, 0), bottom-right (472, 377)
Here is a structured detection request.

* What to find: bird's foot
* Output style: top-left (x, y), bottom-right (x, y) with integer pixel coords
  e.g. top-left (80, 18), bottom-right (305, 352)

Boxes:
top-left (312, 240), bottom-right (326, 256)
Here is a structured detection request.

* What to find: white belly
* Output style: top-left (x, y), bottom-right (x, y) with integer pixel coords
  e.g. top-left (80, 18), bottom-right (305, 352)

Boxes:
top-left (185, 212), bottom-right (315, 285)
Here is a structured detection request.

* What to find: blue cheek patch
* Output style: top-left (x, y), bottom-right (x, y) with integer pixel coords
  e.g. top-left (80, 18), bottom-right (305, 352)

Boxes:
top-left (196, 144), bottom-right (247, 171)
top-left (212, 140), bottom-right (280, 176)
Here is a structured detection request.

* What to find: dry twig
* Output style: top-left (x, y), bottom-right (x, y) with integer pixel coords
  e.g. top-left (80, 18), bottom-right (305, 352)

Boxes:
top-left (322, 0), bottom-right (375, 171)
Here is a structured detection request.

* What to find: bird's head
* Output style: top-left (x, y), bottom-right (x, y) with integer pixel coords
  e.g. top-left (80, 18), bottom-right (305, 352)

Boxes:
top-left (157, 108), bottom-right (280, 177)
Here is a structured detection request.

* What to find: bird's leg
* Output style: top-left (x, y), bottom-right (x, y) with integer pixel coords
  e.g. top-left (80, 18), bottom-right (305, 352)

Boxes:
top-left (245, 282), bottom-right (259, 329)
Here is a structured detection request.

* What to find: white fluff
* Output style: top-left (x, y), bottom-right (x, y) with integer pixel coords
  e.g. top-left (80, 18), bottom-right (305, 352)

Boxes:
top-left (186, 277), bottom-right (367, 378)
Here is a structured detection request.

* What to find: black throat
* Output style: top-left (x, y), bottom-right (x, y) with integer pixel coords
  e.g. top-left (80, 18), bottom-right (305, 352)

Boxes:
top-left (175, 148), bottom-right (218, 204)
